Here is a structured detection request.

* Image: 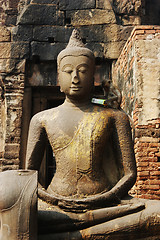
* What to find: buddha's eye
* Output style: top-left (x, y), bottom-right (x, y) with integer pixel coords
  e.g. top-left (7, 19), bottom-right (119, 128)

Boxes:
top-left (62, 67), bottom-right (73, 73)
top-left (78, 67), bottom-right (88, 73)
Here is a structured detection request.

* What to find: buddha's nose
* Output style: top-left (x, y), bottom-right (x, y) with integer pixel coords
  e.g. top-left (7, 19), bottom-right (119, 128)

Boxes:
top-left (72, 70), bottom-right (79, 84)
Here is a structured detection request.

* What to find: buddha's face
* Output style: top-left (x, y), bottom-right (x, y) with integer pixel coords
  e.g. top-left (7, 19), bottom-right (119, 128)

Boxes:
top-left (59, 55), bottom-right (95, 100)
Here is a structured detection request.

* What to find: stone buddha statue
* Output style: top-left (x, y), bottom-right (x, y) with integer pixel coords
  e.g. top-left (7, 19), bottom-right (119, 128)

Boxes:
top-left (25, 30), bottom-right (160, 239)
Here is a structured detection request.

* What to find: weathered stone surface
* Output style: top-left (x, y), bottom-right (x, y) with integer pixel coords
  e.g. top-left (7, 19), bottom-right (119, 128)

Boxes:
top-left (112, 0), bottom-right (141, 15)
top-left (12, 25), bottom-right (33, 41)
top-left (11, 42), bottom-right (29, 59)
top-left (9, 0), bottom-right (19, 8)
top-left (80, 24), bottom-right (120, 43)
top-left (101, 24), bottom-right (120, 42)
top-left (31, 0), bottom-right (58, 4)
top-left (96, 0), bottom-right (113, 10)
top-left (17, 4), bottom-right (64, 25)
top-left (5, 129), bottom-right (22, 144)
top-left (59, 0), bottom-right (96, 10)
top-left (135, 37), bottom-right (160, 125)
top-left (31, 42), bottom-right (65, 60)
top-left (1, 159), bottom-right (20, 166)
top-left (16, 59), bottom-right (26, 73)
top-left (0, 58), bottom-right (25, 74)
top-left (0, 26), bottom-right (11, 42)
top-left (120, 26), bottom-right (134, 41)
top-left (0, 43), bottom-right (11, 58)
top-left (4, 143), bottom-right (20, 158)
top-left (33, 26), bottom-right (73, 43)
top-left (66, 9), bottom-right (116, 26)
top-left (4, 104), bottom-right (23, 145)
top-left (33, 24), bottom-right (121, 44)
top-left (104, 41), bottom-right (125, 59)
top-left (18, 0), bottom-right (30, 15)
top-left (5, 9), bottom-right (18, 26)
top-left (4, 75), bottom-right (24, 91)
top-left (86, 42), bottom-right (104, 57)
top-left (5, 93), bottom-right (23, 108)
top-left (0, 42), bottom-right (29, 59)
top-left (121, 15), bottom-right (141, 25)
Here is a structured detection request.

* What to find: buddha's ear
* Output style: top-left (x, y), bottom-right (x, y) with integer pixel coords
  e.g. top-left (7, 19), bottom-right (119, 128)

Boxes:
top-left (60, 87), bottom-right (64, 93)
top-left (57, 72), bottom-right (64, 92)
top-left (59, 82), bottom-right (64, 93)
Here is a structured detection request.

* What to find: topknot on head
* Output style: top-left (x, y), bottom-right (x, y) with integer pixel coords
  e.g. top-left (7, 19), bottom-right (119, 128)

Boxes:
top-left (66, 29), bottom-right (85, 48)
top-left (57, 29), bottom-right (95, 67)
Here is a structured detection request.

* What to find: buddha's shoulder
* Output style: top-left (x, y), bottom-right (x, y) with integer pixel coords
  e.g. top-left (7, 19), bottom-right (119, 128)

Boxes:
top-left (101, 107), bottom-right (129, 120)
top-left (30, 106), bottom-right (61, 124)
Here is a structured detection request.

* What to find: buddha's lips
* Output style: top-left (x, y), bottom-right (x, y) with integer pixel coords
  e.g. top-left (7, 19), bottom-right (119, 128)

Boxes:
top-left (70, 86), bottom-right (82, 90)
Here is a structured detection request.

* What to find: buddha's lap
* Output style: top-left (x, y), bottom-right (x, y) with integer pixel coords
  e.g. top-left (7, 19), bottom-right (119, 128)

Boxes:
top-left (38, 196), bottom-right (160, 234)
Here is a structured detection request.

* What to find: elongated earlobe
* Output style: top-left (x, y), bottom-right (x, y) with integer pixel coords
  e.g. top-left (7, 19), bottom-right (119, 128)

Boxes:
top-left (60, 87), bottom-right (64, 93)
top-left (57, 73), bottom-right (63, 92)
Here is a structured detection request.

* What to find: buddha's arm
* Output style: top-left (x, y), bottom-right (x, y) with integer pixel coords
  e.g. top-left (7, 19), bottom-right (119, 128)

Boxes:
top-left (108, 110), bottom-right (137, 199)
top-left (25, 113), bottom-right (47, 170)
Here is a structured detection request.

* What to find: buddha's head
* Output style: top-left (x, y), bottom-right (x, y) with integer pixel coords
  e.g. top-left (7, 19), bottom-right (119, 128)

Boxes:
top-left (57, 29), bottom-right (95, 100)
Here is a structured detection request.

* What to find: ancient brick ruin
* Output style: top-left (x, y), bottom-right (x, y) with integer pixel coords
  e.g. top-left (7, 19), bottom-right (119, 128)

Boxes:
top-left (0, 0), bottom-right (160, 198)
top-left (113, 26), bottom-right (160, 199)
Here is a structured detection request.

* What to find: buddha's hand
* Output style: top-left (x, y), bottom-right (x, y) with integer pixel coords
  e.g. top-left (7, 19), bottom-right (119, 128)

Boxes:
top-left (38, 188), bottom-right (58, 205)
top-left (58, 191), bottom-right (120, 212)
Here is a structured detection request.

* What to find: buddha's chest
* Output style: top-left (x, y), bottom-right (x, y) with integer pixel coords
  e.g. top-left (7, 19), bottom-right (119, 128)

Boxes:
top-left (45, 110), bottom-right (111, 155)
top-left (46, 110), bottom-right (112, 196)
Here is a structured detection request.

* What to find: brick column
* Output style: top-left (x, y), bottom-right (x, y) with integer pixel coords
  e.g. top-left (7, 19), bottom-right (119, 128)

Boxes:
top-left (113, 26), bottom-right (160, 199)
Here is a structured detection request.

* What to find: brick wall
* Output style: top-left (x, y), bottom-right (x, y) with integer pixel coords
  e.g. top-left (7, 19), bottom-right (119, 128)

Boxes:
top-left (113, 26), bottom-right (160, 199)
top-left (133, 119), bottom-right (160, 199)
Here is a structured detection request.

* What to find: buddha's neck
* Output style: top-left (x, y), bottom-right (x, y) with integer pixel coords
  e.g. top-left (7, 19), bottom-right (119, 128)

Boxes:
top-left (64, 97), bottom-right (92, 109)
